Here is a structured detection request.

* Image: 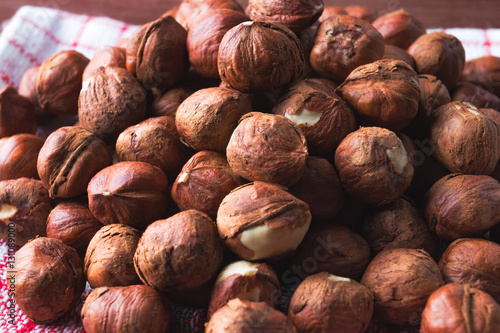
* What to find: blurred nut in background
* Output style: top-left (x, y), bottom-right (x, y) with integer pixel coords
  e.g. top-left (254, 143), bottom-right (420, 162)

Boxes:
top-left (0, 86), bottom-right (36, 138)
top-left (451, 81), bottom-right (500, 109)
top-left (0, 133), bottom-right (44, 180)
top-left (149, 85), bottom-right (194, 118)
top-left (371, 9), bottom-right (426, 50)
top-left (382, 44), bottom-right (416, 68)
top-left (460, 55), bottom-right (500, 97)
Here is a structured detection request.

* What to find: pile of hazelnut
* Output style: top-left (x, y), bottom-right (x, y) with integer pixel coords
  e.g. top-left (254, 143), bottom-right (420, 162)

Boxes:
top-left (2, 0), bottom-right (500, 332)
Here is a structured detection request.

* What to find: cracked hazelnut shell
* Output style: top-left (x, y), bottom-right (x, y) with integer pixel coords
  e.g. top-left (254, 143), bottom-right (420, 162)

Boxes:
top-left (371, 9), bottom-right (426, 50)
top-left (0, 133), bottom-right (43, 180)
top-left (0, 86), bottom-right (36, 138)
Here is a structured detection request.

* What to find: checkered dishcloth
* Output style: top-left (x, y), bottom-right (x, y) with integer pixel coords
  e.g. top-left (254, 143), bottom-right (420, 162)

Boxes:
top-left (0, 5), bottom-right (499, 333)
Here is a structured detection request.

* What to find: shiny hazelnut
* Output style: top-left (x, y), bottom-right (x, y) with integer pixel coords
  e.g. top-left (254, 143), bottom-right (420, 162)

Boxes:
top-left (46, 200), bottom-right (103, 259)
top-left (78, 66), bottom-right (147, 144)
top-left (288, 273), bottom-right (374, 333)
top-left (134, 209), bottom-right (223, 295)
top-left (171, 150), bottom-right (244, 219)
top-left (344, 5), bottom-right (378, 23)
top-left (361, 196), bottom-right (437, 257)
top-left (460, 55), bottom-right (500, 97)
top-left (218, 21), bottom-right (305, 93)
top-left (382, 44), bottom-right (416, 68)
top-left (439, 238), bottom-right (500, 303)
top-left (187, 9), bottom-right (249, 78)
top-left (208, 260), bottom-right (280, 319)
top-left (246, 0), bottom-right (324, 34)
top-left (0, 133), bottom-right (44, 180)
top-left (272, 79), bottom-right (357, 158)
top-left (310, 14), bottom-right (385, 83)
top-left (421, 283), bottom-right (500, 333)
top-left (149, 85), bottom-right (194, 118)
top-left (0, 178), bottom-right (51, 246)
top-left (408, 32), bottom-right (465, 89)
top-left (226, 112), bottom-right (308, 187)
top-left (82, 46), bottom-right (126, 81)
top-left (116, 116), bottom-right (193, 181)
top-left (87, 161), bottom-right (169, 230)
top-left (452, 81), bottom-right (500, 110)
top-left (84, 224), bottom-right (142, 288)
top-left (429, 101), bottom-right (500, 175)
top-left (424, 174), bottom-right (500, 241)
top-left (360, 248), bottom-right (444, 325)
top-left (334, 126), bottom-right (414, 206)
top-left (175, 87), bottom-right (252, 152)
top-left (0, 86), bottom-right (36, 138)
top-left (217, 181), bottom-right (311, 261)
top-left (291, 224), bottom-right (370, 280)
top-left (337, 59), bottom-right (420, 132)
top-left (81, 285), bottom-right (171, 333)
top-left (14, 237), bottom-right (85, 323)
top-left (288, 156), bottom-right (344, 222)
top-left (372, 9), bottom-right (426, 50)
top-left (206, 298), bottom-right (297, 333)
top-left (37, 126), bottom-right (111, 198)
top-left (36, 50), bottom-right (89, 116)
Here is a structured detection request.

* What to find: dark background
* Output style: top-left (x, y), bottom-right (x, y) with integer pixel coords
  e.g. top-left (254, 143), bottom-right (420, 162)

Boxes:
top-left (1, 0), bottom-right (500, 28)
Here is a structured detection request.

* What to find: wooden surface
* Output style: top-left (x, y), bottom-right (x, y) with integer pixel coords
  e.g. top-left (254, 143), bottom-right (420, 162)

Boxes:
top-left (1, 0), bottom-right (500, 29)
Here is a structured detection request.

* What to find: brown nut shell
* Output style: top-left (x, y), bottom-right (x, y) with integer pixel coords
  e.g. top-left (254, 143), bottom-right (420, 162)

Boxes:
top-left (0, 86), bottom-right (37, 138)
top-left (382, 44), bottom-right (416, 68)
top-left (460, 55), bottom-right (500, 97)
top-left (82, 46), bottom-right (127, 81)
top-left (0, 133), bottom-right (43, 180)
top-left (149, 85), bottom-right (194, 118)
top-left (452, 81), bottom-right (500, 110)
top-left (217, 181), bottom-right (311, 261)
top-left (87, 161), bottom-right (169, 230)
top-left (371, 9), bottom-right (426, 50)
top-left (14, 237), bottom-right (85, 323)
top-left (0, 178), bottom-right (51, 246)
top-left (226, 112), bottom-right (308, 187)
top-left (218, 21), bottom-right (305, 93)
top-left (206, 298), bottom-right (297, 333)
top-left (288, 272), bottom-right (374, 333)
top-left (337, 59), bottom-right (420, 132)
top-left (37, 126), bottom-right (111, 198)
top-left (360, 248), bottom-right (444, 325)
top-left (81, 285), bottom-right (171, 333)
top-left (84, 224), bottom-right (142, 288)
top-left (421, 283), bottom-right (500, 333)
top-left (18, 66), bottom-right (42, 117)
top-left (439, 238), bottom-right (500, 303)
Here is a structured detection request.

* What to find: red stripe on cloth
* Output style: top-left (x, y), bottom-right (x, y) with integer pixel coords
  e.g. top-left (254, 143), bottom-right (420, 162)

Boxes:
top-left (7, 39), bottom-right (41, 65)
top-left (20, 16), bottom-right (66, 46)
top-left (483, 29), bottom-right (492, 56)
top-left (0, 69), bottom-right (14, 86)
top-left (17, 320), bottom-right (36, 333)
top-left (71, 16), bottom-right (92, 48)
top-left (116, 23), bottom-right (131, 44)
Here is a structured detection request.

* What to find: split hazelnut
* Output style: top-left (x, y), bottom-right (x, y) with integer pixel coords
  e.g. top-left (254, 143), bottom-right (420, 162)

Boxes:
top-left (371, 9), bottom-right (426, 50)
top-left (217, 181), bottom-right (311, 261)
top-left (0, 86), bottom-right (37, 138)
top-left (0, 133), bottom-right (44, 180)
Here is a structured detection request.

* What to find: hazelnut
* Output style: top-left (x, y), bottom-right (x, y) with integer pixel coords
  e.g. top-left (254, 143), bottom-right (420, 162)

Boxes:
top-left (288, 156), bottom-right (344, 222)
top-left (0, 133), bottom-right (44, 180)
top-left (480, 107), bottom-right (500, 127)
top-left (115, 116), bottom-right (193, 181)
top-left (408, 32), bottom-right (465, 89)
top-left (334, 126), bottom-right (414, 206)
top-left (87, 161), bottom-right (169, 230)
top-left (0, 86), bottom-right (37, 138)
top-left (245, 0), bottom-right (324, 34)
top-left (371, 9), bottom-right (426, 50)
top-left (149, 85), bottom-right (194, 118)
top-left (217, 181), bottom-right (311, 261)
top-left (421, 283), bottom-right (500, 333)
top-left (429, 101), bottom-right (500, 175)
top-left (382, 44), bottom-right (416, 68)
top-left (424, 174), bottom-right (500, 241)
top-left (184, 0), bottom-right (244, 29)
top-left (46, 200), bottom-right (103, 259)
top-left (218, 21), bottom-right (305, 93)
top-left (18, 66), bottom-right (44, 118)
top-left (0, 178), bottom-right (51, 246)
top-left (125, 23), bottom-right (148, 76)
top-left (78, 66), bottom-right (147, 144)
top-left (452, 81), bottom-right (500, 110)
top-left (81, 285), bottom-right (171, 333)
top-left (344, 5), bottom-right (378, 23)
top-left (206, 298), bottom-right (297, 333)
top-left (310, 14), bottom-right (385, 83)
top-left (291, 224), bottom-right (370, 280)
top-left (14, 237), bottom-right (85, 323)
top-left (82, 45), bottom-right (127, 81)
top-left (439, 238), bottom-right (500, 303)
top-left (272, 79), bottom-right (357, 158)
top-left (460, 55), bottom-right (500, 97)
top-left (360, 248), bottom-right (444, 325)
top-left (226, 112), bottom-right (308, 187)
top-left (288, 273), bottom-right (374, 333)
top-left (167, 0), bottom-right (203, 29)
top-left (187, 9), bottom-right (249, 78)
top-left (317, 6), bottom-right (347, 23)
top-left (337, 59), bottom-right (420, 132)
top-left (175, 87), bottom-right (252, 152)
top-left (84, 224), bottom-right (142, 288)
top-left (134, 210), bottom-right (223, 294)
top-left (361, 196), bottom-right (437, 257)
top-left (37, 126), bottom-right (111, 198)
top-left (208, 260), bottom-right (280, 319)
top-left (171, 150), bottom-right (244, 219)
top-left (36, 50), bottom-right (89, 115)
